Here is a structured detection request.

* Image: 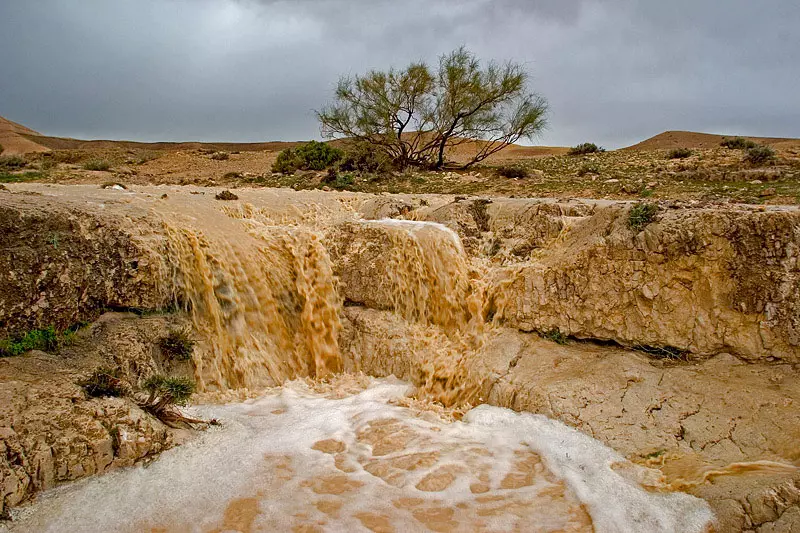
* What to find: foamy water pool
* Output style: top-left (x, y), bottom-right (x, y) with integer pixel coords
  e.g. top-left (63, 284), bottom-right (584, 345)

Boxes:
top-left (3, 379), bottom-right (713, 533)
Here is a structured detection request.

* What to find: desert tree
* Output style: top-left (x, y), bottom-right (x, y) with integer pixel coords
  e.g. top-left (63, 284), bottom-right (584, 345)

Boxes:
top-left (317, 47), bottom-right (548, 169)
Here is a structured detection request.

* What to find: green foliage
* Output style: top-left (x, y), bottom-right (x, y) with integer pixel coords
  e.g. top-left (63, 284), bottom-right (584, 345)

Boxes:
top-left (0, 155), bottom-right (26, 169)
top-left (338, 142), bottom-right (393, 174)
top-left (0, 170), bottom-right (46, 183)
top-left (317, 47), bottom-right (548, 169)
top-left (272, 141), bottom-right (343, 173)
top-left (82, 159), bottom-right (111, 171)
top-left (720, 137), bottom-right (757, 150)
top-left (667, 148), bottom-right (692, 159)
top-left (322, 170), bottom-right (355, 190)
top-left (223, 171), bottom-right (244, 180)
top-left (82, 367), bottom-right (128, 398)
top-left (744, 145), bottom-right (775, 165)
top-left (577, 163), bottom-right (600, 176)
top-left (143, 375), bottom-right (195, 405)
top-left (159, 328), bottom-right (195, 361)
top-left (496, 165), bottom-right (529, 179)
top-left (628, 202), bottom-right (658, 231)
top-left (0, 324), bottom-right (83, 357)
top-left (569, 143), bottom-right (604, 155)
top-left (210, 151), bottom-right (230, 161)
top-left (542, 328), bottom-right (568, 345)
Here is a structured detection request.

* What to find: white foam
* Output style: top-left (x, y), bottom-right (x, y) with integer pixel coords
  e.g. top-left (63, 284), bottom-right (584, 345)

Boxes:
top-left (4, 379), bottom-right (713, 533)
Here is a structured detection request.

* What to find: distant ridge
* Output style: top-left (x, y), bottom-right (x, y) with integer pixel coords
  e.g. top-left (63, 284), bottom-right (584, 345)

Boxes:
top-left (624, 130), bottom-right (799, 151)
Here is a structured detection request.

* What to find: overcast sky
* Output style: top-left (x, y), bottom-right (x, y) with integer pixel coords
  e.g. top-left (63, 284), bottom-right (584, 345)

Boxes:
top-left (1, 0), bottom-right (798, 148)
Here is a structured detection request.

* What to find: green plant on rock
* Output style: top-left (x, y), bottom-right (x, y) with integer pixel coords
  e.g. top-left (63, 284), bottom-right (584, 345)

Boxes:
top-left (82, 367), bottom-right (129, 398)
top-left (628, 202), bottom-right (658, 231)
top-left (159, 328), bottom-right (195, 361)
top-left (542, 328), bottom-right (568, 345)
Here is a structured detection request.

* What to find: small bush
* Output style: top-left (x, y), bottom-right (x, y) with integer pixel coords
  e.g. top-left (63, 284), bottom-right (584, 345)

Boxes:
top-left (628, 202), bottom-right (658, 231)
top-left (210, 151), bottom-right (230, 161)
top-left (223, 171), bottom-right (243, 180)
top-left (720, 137), bottom-right (757, 150)
top-left (159, 328), bottom-right (195, 361)
top-left (569, 143), bottom-right (605, 156)
top-left (330, 172), bottom-right (355, 190)
top-left (577, 163), bottom-right (600, 176)
top-left (0, 143), bottom-right (4, 154)
top-left (667, 148), bottom-right (692, 159)
top-left (143, 375), bottom-right (195, 406)
top-left (744, 145), bottom-right (775, 165)
top-left (0, 170), bottom-right (46, 183)
top-left (83, 367), bottom-right (128, 398)
top-left (338, 143), bottom-right (392, 174)
top-left (0, 155), bottom-right (26, 169)
top-left (0, 326), bottom-right (58, 357)
top-left (82, 159), bottom-right (111, 171)
top-left (496, 165), bottom-right (529, 179)
top-left (272, 141), bottom-right (342, 174)
top-left (0, 324), bottom-right (84, 357)
top-left (542, 328), bottom-right (568, 345)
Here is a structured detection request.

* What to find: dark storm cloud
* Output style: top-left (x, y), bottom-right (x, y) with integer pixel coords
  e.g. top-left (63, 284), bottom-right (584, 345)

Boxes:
top-left (1, 0), bottom-right (798, 147)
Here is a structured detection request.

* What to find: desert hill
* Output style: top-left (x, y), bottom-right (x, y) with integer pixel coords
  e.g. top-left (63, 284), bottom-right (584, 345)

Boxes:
top-left (0, 116), bottom-right (51, 154)
top-left (625, 130), bottom-right (800, 151)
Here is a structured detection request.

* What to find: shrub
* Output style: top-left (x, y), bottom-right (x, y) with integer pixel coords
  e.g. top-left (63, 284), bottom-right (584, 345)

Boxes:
top-left (330, 172), bottom-right (355, 190)
top-left (159, 328), bottom-right (195, 361)
top-left (744, 145), bottom-right (775, 165)
top-left (338, 143), bottom-right (393, 174)
top-left (143, 375), bottom-right (196, 406)
top-left (569, 143), bottom-right (604, 155)
top-left (0, 326), bottom-right (59, 357)
top-left (0, 155), bottom-right (26, 169)
top-left (0, 324), bottom-right (84, 357)
top-left (628, 202), bottom-right (658, 231)
top-left (82, 159), bottom-right (111, 171)
top-left (272, 141), bottom-right (342, 174)
top-left (223, 171), bottom-right (243, 180)
top-left (210, 151), bottom-right (230, 161)
top-left (496, 165), bottom-right (529, 179)
top-left (542, 328), bottom-right (568, 345)
top-left (0, 170), bottom-right (46, 183)
top-left (720, 137), bottom-right (757, 150)
top-left (0, 143), bottom-right (4, 154)
top-left (667, 148), bottom-right (692, 159)
top-left (577, 163), bottom-right (600, 176)
top-left (82, 367), bottom-right (128, 398)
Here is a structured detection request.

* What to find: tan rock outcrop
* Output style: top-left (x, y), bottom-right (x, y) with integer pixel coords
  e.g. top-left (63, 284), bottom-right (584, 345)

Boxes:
top-left (489, 205), bottom-right (800, 362)
top-left (0, 195), bottom-right (167, 337)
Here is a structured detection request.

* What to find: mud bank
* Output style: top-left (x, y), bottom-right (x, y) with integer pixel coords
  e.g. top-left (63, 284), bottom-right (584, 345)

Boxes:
top-left (1, 184), bottom-right (799, 530)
